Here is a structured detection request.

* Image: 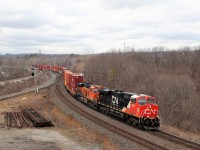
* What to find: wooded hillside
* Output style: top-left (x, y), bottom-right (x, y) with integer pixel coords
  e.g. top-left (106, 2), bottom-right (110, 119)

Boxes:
top-left (1, 48), bottom-right (199, 134)
top-left (83, 48), bottom-right (200, 134)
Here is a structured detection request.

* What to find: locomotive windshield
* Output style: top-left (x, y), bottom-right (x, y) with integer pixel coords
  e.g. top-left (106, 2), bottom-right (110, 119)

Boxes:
top-left (148, 98), bottom-right (156, 104)
top-left (138, 98), bottom-right (147, 105)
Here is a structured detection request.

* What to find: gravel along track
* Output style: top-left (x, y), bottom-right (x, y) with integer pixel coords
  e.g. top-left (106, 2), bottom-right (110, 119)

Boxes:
top-left (56, 79), bottom-right (167, 150)
top-left (54, 79), bottom-right (198, 150)
top-left (150, 130), bottom-right (200, 150)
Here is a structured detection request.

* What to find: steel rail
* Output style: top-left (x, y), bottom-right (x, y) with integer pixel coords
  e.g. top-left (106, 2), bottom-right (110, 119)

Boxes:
top-left (151, 130), bottom-right (200, 150)
top-left (0, 73), bottom-right (59, 101)
top-left (55, 81), bottom-right (168, 150)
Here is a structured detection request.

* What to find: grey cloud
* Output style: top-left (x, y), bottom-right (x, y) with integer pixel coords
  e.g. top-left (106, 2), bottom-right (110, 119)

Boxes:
top-left (3, 31), bottom-right (92, 47)
top-left (158, 32), bottom-right (200, 41)
top-left (0, 13), bottom-right (48, 29)
top-left (101, 0), bottom-right (162, 10)
top-left (0, 0), bottom-right (200, 54)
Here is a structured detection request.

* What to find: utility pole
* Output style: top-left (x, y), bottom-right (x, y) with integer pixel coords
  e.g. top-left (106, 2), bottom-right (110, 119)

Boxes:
top-left (33, 68), bottom-right (38, 94)
top-left (124, 42), bottom-right (126, 52)
top-left (50, 60), bottom-right (52, 72)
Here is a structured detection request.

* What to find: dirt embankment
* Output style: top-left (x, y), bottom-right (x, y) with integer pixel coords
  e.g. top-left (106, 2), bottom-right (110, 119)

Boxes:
top-left (0, 88), bottom-right (117, 150)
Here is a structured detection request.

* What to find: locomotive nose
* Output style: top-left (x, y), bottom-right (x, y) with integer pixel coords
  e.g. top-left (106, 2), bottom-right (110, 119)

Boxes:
top-left (143, 104), bottom-right (157, 117)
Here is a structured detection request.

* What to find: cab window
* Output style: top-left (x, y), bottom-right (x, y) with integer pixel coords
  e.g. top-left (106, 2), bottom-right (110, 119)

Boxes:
top-left (138, 98), bottom-right (147, 105)
top-left (148, 98), bottom-right (156, 104)
top-left (131, 98), bottom-right (136, 103)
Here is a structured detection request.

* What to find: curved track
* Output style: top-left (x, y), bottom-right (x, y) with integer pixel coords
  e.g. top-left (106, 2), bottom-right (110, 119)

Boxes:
top-left (0, 72), bottom-right (58, 101)
top-left (0, 67), bottom-right (31, 81)
top-left (55, 80), bottom-right (168, 150)
top-left (151, 130), bottom-right (200, 150)
top-left (0, 75), bottom-right (31, 82)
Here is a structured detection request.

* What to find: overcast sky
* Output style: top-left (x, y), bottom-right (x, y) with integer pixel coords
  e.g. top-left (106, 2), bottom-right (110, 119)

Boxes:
top-left (0, 0), bottom-right (200, 54)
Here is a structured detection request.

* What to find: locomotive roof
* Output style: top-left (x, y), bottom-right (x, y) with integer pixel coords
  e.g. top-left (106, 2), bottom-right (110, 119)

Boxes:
top-left (130, 95), bottom-right (139, 99)
top-left (139, 94), bottom-right (148, 97)
top-left (99, 88), bottom-right (110, 92)
top-left (130, 94), bottom-right (153, 100)
top-left (99, 88), bottom-right (112, 94)
top-left (122, 92), bottom-right (137, 95)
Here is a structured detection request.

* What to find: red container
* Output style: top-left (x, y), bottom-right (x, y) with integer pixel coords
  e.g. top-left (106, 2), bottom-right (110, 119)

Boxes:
top-left (38, 65), bottom-right (44, 70)
top-left (69, 73), bottom-right (84, 94)
top-left (51, 66), bottom-right (59, 72)
top-left (63, 70), bottom-right (73, 89)
top-left (43, 65), bottom-right (50, 71)
top-left (39, 65), bottom-right (45, 70)
top-left (37, 65), bottom-right (41, 70)
top-left (58, 66), bottom-right (64, 72)
top-left (51, 66), bottom-right (64, 73)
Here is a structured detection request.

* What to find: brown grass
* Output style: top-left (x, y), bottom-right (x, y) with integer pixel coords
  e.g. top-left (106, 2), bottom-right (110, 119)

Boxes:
top-left (36, 93), bottom-right (118, 149)
top-left (0, 72), bottom-right (49, 96)
top-left (0, 89), bottom-right (118, 149)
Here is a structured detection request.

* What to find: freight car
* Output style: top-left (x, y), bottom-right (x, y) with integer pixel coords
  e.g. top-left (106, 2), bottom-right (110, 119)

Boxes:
top-left (62, 69), bottom-right (84, 95)
top-left (51, 66), bottom-right (63, 73)
top-left (34, 64), bottom-right (160, 130)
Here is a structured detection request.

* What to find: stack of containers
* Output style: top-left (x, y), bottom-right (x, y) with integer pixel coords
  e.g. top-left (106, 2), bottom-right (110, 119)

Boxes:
top-left (37, 65), bottom-right (42, 70)
top-left (58, 66), bottom-right (64, 72)
top-left (63, 70), bottom-right (73, 89)
top-left (51, 66), bottom-right (61, 72)
top-left (69, 73), bottom-right (84, 95)
top-left (51, 66), bottom-right (57, 72)
top-left (43, 65), bottom-right (50, 71)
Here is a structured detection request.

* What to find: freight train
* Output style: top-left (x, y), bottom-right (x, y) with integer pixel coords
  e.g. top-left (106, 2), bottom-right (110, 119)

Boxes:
top-left (34, 64), bottom-right (160, 130)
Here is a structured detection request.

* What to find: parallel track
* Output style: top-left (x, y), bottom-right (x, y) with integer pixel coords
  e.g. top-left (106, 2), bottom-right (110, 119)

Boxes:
top-left (0, 72), bottom-right (58, 101)
top-left (0, 75), bottom-right (30, 82)
top-left (55, 81), bottom-right (168, 150)
top-left (152, 130), bottom-right (200, 150)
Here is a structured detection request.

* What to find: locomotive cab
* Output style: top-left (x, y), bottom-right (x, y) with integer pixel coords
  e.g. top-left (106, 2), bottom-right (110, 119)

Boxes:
top-left (123, 94), bottom-right (160, 129)
top-left (137, 95), bottom-right (160, 129)
top-left (137, 95), bottom-right (159, 118)
top-left (76, 82), bottom-right (103, 101)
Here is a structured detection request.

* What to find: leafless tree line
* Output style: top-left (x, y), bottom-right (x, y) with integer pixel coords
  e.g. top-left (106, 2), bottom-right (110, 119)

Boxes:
top-left (0, 53), bottom-right (81, 79)
top-left (83, 48), bottom-right (200, 134)
top-left (0, 48), bottom-right (200, 134)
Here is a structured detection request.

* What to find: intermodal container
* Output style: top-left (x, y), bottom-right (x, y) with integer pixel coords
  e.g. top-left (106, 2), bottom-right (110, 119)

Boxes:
top-left (63, 70), bottom-right (73, 89)
top-left (69, 73), bottom-right (84, 94)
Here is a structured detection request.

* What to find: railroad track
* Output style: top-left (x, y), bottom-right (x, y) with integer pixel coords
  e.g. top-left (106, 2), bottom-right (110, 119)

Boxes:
top-left (55, 80), bottom-right (168, 150)
top-left (0, 72), bottom-right (59, 101)
top-left (0, 70), bottom-right (44, 83)
top-left (0, 67), bottom-right (31, 81)
top-left (4, 107), bottom-right (53, 129)
top-left (151, 130), bottom-right (200, 150)
top-left (0, 75), bottom-right (31, 82)
top-left (5, 112), bottom-right (31, 129)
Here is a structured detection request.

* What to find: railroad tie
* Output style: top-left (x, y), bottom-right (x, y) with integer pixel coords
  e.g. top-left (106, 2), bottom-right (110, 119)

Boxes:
top-left (12, 112), bottom-right (22, 128)
top-left (7, 112), bottom-right (10, 129)
top-left (20, 112), bottom-right (33, 128)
